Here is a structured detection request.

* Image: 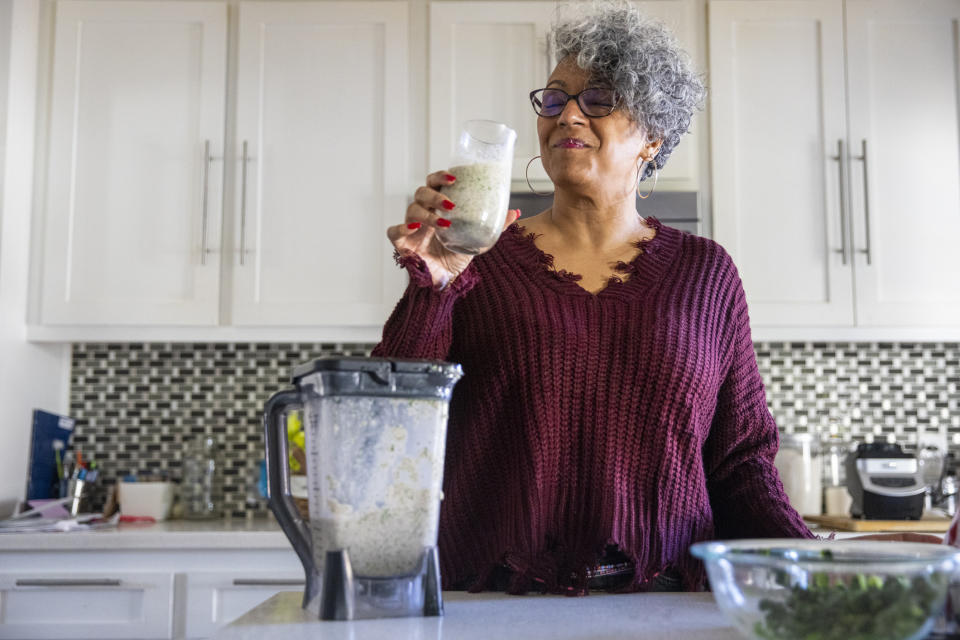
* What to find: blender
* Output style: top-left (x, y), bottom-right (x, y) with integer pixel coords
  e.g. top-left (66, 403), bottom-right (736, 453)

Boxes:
top-left (263, 357), bottom-right (462, 620)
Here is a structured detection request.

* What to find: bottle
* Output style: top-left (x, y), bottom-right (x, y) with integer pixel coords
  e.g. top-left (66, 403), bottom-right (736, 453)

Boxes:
top-left (182, 435), bottom-right (223, 520)
top-left (821, 426), bottom-right (854, 516)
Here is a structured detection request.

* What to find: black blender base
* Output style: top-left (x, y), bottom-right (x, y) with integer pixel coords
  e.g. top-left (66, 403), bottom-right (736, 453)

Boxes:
top-left (318, 546), bottom-right (444, 620)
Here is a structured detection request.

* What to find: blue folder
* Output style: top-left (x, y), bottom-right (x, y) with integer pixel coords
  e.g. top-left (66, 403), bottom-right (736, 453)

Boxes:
top-left (26, 409), bottom-right (75, 500)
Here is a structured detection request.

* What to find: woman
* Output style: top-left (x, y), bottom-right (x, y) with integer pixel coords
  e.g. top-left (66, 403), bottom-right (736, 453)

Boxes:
top-left (375, 1), bottom-right (807, 594)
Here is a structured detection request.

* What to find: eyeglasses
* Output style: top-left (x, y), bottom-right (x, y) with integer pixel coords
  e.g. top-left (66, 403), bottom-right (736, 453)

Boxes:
top-left (529, 87), bottom-right (618, 118)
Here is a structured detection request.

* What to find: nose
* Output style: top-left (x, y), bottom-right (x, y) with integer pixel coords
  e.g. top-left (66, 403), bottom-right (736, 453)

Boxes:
top-left (557, 94), bottom-right (587, 127)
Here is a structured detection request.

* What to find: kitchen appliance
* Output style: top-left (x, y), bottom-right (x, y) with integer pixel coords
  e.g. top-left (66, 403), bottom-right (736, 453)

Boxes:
top-left (846, 442), bottom-right (926, 520)
top-left (263, 357), bottom-right (462, 620)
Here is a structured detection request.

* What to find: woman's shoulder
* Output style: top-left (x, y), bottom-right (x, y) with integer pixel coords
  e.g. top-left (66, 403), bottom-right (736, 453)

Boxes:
top-left (662, 223), bottom-right (737, 273)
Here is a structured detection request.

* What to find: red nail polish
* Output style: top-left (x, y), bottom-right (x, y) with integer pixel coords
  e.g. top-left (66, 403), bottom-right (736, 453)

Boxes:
top-left (436, 218), bottom-right (452, 228)
top-left (444, 173), bottom-right (456, 182)
top-left (441, 200), bottom-right (455, 210)
top-left (407, 222), bottom-right (421, 230)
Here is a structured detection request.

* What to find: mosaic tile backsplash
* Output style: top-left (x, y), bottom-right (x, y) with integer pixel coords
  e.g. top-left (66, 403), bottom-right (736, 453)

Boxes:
top-left (69, 342), bottom-right (960, 518)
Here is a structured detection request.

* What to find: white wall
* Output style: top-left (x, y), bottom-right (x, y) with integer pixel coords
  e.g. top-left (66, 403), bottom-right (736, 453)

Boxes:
top-left (0, 0), bottom-right (70, 517)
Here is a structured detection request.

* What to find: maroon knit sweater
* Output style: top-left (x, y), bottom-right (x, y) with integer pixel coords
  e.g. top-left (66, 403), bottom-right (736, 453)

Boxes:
top-left (372, 217), bottom-right (814, 594)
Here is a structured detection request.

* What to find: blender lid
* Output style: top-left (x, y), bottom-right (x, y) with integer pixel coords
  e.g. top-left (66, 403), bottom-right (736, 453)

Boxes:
top-left (291, 356), bottom-right (460, 379)
top-left (291, 356), bottom-right (463, 397)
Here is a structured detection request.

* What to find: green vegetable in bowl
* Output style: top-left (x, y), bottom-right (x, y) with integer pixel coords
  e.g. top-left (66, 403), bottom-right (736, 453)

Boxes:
top-left (754, 572), bottom-right (946, 640)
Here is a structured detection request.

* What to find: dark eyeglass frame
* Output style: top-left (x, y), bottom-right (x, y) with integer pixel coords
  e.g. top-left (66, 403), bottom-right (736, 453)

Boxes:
top-left (528, 87), bottom-right (618, 118)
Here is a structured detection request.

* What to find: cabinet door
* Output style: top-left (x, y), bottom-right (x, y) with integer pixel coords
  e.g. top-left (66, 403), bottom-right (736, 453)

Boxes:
top-left (232, 2), bottom-right (408, 326)
top-left (40, 1), bottom-right (227, 325)
top-left (430, 2), bottom-right (554, 188)
top-left (183, 572), bottom-right (303, 639)
top-left (0, 571), bottom-right (174, 639)
top-left (430, 1), bottom-right (702, 192)
top-left (845, 0), bottom-right (960, 327)
top-left (709, 1), bottom-right (853, 326)
top-left (635, 0), bottom-right (704, 191)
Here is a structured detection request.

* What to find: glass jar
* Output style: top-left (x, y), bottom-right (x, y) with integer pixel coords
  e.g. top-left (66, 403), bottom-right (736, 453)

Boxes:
top-left (821, 427), bottom-right (854, 516)
top-left (774, 433), bottom-right (823, 517)
top-left (181, 435), bottom-right (223, 519)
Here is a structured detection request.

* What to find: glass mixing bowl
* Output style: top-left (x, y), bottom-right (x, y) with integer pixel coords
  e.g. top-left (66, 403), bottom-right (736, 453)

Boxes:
top-left (690, 539), bottom-right (960, 640)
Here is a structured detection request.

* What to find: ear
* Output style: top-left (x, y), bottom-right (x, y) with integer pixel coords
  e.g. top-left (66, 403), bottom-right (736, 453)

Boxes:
top-left (641, 137), bottom-right (663, 163)
top-left (633, 131), bottom-right (663, 165)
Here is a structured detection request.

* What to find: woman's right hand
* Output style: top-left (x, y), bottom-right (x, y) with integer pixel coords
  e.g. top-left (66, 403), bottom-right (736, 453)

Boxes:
top-left (387, 170), bottom-right (520, 289)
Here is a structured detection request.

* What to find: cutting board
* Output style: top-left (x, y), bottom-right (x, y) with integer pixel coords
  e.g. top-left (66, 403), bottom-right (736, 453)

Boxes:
top-left (804, 514), bottom-right (952, 532)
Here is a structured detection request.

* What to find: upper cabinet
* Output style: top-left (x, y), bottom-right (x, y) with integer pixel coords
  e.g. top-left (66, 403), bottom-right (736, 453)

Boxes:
top-left (40, 1), bottom-right (227, 326)
top-left (33, 0), bottom-right (407, 339)
top-left (710, 0), bottom-right (960, 336)
top-left (429, 0), bottom-right (706, 192)
top-left (231, 2), bottom-right (408, 327)
top-left (844, 0), bottom-right (960, 329)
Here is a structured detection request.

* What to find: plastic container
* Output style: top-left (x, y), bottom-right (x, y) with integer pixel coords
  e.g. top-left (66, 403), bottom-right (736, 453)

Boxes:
top-left (691, 539), bottom-right (960, 640)
top-left (436, 120), bottom-right (516, 255)
top-left (181, 436), bottom-right (223, 520)
top-left (118, 481), bottom-right (174, 520)
top-left (774, 433), bottom-right (822, 516)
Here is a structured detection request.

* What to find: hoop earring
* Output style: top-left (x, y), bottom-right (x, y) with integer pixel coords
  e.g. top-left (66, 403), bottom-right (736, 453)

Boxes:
top-left (525, 156), bottom-right (554, 197)
top-left (637, 158), bottom-right (658, 200)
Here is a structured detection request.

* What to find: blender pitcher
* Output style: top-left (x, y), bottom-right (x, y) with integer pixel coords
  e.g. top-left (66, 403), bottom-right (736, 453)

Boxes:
top-left (263, 357), bottom-right (462, 620)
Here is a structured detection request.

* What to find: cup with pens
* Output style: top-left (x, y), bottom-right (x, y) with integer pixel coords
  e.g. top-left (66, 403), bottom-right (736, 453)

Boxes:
top-left (59, 446), bottom-right (99, 516)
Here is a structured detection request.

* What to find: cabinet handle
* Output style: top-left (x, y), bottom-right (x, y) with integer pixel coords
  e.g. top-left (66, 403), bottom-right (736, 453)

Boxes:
top-left (232, 578), bottom-right (305, 586)
top-left (239, 140), bottom-right (250, 266)
top-left (16, 578), bottom-right (122, 587)
top-left (830, 139), bottom-right (849, 265)
top-left (853, 138), bottom-right (872, 265)
top-left (200, 140), bottom-right (222, 266)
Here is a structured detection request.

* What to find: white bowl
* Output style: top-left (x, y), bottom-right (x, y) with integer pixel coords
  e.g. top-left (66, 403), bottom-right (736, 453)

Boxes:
top-left (118, 481), bottom-right (174, 520)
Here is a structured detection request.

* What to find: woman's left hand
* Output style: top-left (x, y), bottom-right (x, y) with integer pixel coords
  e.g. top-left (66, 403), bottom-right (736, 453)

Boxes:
top-left (852, 532), bottom-right (943, 544)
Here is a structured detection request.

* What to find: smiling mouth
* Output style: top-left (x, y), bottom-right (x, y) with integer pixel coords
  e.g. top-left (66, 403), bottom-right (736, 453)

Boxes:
top-left (555, 139), bottom-right (587, 149)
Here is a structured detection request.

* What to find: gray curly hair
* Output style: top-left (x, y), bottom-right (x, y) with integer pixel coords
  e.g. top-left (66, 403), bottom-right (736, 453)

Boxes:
top-left (548, 1), bottom-right (706, 180)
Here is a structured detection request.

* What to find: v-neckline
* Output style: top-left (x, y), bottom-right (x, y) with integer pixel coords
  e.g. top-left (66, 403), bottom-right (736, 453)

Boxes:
top-left (504, 216), bottom-right (672, 298)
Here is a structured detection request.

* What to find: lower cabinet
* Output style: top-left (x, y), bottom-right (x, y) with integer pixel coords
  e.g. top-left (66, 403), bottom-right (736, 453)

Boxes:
top-left (0, 572), bottom-right (175, 640)
top-left (183, 571), bottom-right (304, 639)
top-left (0, 547), bottom-right (303, 640)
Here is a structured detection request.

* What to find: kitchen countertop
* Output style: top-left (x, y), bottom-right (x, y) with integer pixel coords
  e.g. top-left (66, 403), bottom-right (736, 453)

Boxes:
top-left (0, 517), bottom-right (937, 551)
top-left (215, 590), bottom-right (742, 640)
top-left (0, 517), bottom-right (292, 551)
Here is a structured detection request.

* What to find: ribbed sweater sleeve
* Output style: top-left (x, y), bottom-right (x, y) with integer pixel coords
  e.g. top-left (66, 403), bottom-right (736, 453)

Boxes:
top-left (704, 261), bottom-right (815, 540)
top-left (371, 252), bottom-right (480, 360)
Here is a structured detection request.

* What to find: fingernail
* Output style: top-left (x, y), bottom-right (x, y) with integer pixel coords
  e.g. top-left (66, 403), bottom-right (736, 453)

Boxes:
top-left (444, 173), bottom-right (456, 182)
top-left (407, 222), bottom-right (421, 230)
top-left (441, 200), bottom-right (455, 210)
top-left (513, 209), bottom-right (522, 216)
top-left (436, 218), bottom-right (452, 228)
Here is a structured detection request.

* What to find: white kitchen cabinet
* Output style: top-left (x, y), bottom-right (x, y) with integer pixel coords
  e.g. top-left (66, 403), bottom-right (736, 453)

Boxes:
top-left (710, 0), bottom-right (960, 334)
top-left (0, 571), bottom-right (175, 639)
top-left (39, 1), bottom-right (227, 326)
top-left (429, 0), bottom-right (705, 192)
top-left (844, 0), bottom-right (960, 328)
top-left (230, 2), bottom-right (408, 327)
top-left (32, 0), bottom-right (408, 339)
top-left (0, 523), bottom-right (303, 640)
top-left (183, 571), bottom-right (303, 639)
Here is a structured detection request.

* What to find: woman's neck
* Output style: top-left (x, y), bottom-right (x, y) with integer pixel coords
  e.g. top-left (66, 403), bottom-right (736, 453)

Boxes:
top-left (544, 188), bottom-right (650, 251)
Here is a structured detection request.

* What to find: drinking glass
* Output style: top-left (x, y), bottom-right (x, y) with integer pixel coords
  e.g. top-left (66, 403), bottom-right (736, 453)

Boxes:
top-left (436, 120), bottom-right (516, 255)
